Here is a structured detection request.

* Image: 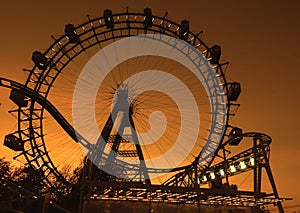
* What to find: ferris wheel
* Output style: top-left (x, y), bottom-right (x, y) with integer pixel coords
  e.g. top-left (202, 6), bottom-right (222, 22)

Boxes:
top-left (2, 8), bottom-right (241, 190)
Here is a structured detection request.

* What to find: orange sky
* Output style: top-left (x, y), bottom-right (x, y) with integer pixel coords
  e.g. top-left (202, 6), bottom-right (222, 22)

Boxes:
top-left (0, 0), bottom-right (299, 211)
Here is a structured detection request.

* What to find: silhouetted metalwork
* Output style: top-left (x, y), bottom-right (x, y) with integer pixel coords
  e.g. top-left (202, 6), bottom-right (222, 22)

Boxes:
top-left (228, 127), bottom-right (243, 146)
top-left (208, 45), bottom-right (222, 65)
top-left (65, 24), bottom-right (79, 43)
top-left (4, 7), bottom-right (235, 186)
top-left (31, 51), bottom-right (49, 70)
top-left (163, 132), bottom-right (288, 212)
top-left (180, 20), bottom-right (189, 41)
top-left (104, 9), bottom-right (114, 29)
top-left (4, 134), bottom-right (23, 151)
top-left (228, 82), bottom-right (242, 102)
top-left (143, 8), bottom-right (153, 28)
top-left (0, 7), bottom-right (289, 213)
top-left (84, 87), bottom-right (150, 183)
top-left (9, 89), bottom-right (28, 107)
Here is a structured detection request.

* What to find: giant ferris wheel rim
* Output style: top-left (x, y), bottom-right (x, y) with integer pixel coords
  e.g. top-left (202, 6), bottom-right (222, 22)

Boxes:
top-left (16, 8), bottom-right (233, 186)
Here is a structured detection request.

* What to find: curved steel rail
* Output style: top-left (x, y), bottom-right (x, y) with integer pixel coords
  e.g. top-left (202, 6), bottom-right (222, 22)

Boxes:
top-left (0, 77), bottom-right (189, 175)
top-left (0, 78), bottom-right (77, 141)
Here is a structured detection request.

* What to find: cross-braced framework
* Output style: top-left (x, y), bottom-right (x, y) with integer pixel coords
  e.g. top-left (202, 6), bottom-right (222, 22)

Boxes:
top-left (0, 7), bottom-right (290, 213)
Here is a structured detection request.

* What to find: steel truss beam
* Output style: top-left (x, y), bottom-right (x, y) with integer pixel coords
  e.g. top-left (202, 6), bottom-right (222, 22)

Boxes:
top-left (162, 132), bottom-right (289, 212)
top-left (81, 181), bottom-right (289, 208)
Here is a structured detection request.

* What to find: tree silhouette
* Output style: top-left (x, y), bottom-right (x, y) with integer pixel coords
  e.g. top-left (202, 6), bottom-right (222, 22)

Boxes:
top-left (0, 157), bottom-right (17, 212)
top-left (0, 157), bottom-right (86, 212)
top-left (0, 158), bottom-right (44, 212)
top-left (53, 161), bottom-right (84, 212)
